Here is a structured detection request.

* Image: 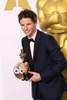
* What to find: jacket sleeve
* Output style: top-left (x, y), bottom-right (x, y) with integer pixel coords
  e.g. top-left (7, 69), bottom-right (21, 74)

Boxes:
top-left (21, 38), bottom-right (28, 62)
top-left (40, 35), bottom-right (67, 83)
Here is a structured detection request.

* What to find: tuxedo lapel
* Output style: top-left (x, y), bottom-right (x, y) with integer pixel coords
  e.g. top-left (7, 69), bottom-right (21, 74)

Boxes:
top-left (33, 40), bottom-right (40, 61)
top-left (33, 30), bottom-right (41, 62)
top-left (23, 37), bottom-right (33, 65)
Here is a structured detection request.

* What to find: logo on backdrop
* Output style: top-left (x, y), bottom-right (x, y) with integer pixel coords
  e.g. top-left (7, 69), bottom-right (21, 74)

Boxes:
top-left (4, 0), bottom-right (31, 10)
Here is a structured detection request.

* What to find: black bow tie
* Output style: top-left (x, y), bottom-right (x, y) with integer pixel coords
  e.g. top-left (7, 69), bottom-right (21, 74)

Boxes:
top-left (28, 38), bottom-right (35, 42)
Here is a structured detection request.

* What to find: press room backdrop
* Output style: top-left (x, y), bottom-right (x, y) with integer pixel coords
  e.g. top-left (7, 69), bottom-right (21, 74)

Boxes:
top-left (0, 0), bottom-right (40, 100)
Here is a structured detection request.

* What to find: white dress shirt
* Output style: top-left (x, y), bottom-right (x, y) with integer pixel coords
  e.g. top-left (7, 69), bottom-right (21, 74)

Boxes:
top-left (28, 30), bottom-right (37, 59)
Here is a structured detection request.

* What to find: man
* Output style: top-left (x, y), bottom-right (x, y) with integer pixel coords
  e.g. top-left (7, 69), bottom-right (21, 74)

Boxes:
top-left (18, 9), bottom-right (67, 100)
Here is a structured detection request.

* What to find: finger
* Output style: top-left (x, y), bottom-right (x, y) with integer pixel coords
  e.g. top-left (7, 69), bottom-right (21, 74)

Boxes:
top-left (28, 75), bottom-right (34, 81)
top-left (28, 78), bottom-right (32, 81)
top-left (28, 71), bottom-right (35, 74)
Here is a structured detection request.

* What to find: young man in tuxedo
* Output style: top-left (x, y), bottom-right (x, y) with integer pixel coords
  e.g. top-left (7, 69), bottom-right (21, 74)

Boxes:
top-left (18, 9), bottom-right (67, 100)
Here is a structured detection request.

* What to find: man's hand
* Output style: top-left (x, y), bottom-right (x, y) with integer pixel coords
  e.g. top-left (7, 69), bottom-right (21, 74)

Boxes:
top-left (20, 62), bottom-right (29, 72)
top-left (28, 71), bottom-right (42, 82)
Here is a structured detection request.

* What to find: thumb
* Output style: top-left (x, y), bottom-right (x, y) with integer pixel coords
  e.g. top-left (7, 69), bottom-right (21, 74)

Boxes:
top-left (24, 62), bottom-right (29, 66)
top-left (25, 62), bottom-right (28, 65)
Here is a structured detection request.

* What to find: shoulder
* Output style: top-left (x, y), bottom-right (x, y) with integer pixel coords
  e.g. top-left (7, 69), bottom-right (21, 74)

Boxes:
top-left (21, 36), bottom-right (27, 46)
top-left (38, 30), bottom-right (59, 47)
top-left (37, 29), bottom-right (55, 41)
top-left (21, 36), bottom-right (27, 42)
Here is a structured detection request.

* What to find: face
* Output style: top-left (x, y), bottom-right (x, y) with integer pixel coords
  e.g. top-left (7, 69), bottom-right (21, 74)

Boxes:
top-left (20, 18), bottom-right (37, 38)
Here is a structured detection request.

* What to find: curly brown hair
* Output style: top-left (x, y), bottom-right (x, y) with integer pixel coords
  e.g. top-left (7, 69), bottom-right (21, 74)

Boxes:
top-left (18, 9), bottom-right (37, 24)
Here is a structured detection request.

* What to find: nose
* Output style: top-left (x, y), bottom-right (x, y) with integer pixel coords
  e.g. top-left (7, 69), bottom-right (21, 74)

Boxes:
top-left (24, 25), bottom-right (28, 30)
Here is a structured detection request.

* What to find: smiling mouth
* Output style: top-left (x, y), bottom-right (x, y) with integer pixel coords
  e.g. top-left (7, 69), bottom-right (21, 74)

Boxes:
top-left (25, 31), bottom-right (29, 33)
top-left (24, 30), bottom-right (30, 33)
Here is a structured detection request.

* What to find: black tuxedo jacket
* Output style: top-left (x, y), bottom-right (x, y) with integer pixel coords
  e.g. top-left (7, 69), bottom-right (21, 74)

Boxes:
top-left (21, 30), bottom-right (67, 99)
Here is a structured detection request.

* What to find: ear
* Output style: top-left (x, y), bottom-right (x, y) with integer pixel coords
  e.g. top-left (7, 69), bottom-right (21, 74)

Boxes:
top-left (35, 21), bottom-right (37, 26)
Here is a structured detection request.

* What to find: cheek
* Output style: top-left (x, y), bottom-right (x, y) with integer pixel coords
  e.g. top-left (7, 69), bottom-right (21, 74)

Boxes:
top-left (21, 27), bottom-right (24, 31)
top-left (30, 26), bottom-right (34, 30)
top-left (32, 25), bottom-right (36, 31)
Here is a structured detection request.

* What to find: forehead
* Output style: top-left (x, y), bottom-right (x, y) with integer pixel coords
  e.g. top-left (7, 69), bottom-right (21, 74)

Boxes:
top-left (20, 18), bottom-right (33, 24)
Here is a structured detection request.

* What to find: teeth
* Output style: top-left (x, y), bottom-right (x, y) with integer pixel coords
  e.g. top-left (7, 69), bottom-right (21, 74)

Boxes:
top-left (25, 31), bottom-right (29, 33)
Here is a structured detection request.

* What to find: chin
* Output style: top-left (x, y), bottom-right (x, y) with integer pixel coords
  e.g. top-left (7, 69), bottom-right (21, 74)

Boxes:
top-left (26, 34), bottom-right (30, 37)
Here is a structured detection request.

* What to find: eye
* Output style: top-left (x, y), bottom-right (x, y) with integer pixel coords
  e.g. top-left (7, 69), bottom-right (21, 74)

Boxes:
top-left (21, 24), bottom-right (24, 26)
top-left (27, 23), bottom-right (31, 25)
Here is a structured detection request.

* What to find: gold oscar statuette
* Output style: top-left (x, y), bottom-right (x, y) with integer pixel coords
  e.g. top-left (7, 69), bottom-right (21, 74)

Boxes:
top-left (36, 0), bottom-right (67, 99)
top-left (13, 49), bottom-right (32, 80)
